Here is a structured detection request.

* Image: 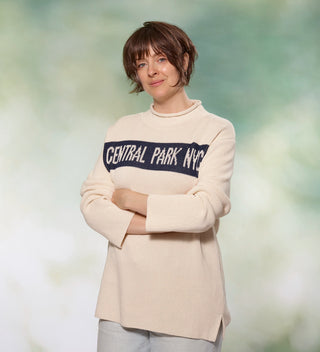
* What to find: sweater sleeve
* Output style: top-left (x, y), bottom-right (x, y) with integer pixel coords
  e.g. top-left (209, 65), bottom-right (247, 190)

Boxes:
top-left (80, 130), bottom-right (135, 249)
top-left (145, 120), bottom-right (236, 233)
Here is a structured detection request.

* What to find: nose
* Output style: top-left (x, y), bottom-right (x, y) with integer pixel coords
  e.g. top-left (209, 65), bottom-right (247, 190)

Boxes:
top-left (147, 62), bottom-right (158, 77)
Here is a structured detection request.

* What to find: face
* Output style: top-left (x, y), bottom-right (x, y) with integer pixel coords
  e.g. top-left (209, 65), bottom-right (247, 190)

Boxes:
top-left (135, 46), bottom-right (184, 103)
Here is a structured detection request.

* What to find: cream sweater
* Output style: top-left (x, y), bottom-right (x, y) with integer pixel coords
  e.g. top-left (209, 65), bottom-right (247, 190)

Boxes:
top-left (80, 100), bottom-right (236, 342)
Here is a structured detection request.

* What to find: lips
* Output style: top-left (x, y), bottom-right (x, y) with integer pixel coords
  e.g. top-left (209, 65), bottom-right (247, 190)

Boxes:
top-left (150, 80), bottom-right (164, 87)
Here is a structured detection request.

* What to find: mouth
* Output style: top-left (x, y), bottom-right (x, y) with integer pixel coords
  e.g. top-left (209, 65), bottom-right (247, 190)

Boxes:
top-left (149, 80), bottom-right (164, 87)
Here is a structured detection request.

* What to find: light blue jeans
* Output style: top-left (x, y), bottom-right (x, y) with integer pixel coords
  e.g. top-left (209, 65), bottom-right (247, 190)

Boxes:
top-left (97, 319), bottom-right (223, 352)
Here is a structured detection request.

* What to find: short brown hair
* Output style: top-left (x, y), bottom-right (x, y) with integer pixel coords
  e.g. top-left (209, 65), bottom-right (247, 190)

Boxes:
top-left (123, 21), bottom-right (198, 93)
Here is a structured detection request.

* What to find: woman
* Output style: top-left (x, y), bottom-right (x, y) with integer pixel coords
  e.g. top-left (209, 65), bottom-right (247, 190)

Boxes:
top-left (80, 21), bottom-right (236, 352)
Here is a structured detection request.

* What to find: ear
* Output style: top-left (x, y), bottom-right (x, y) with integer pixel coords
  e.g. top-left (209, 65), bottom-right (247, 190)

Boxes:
top-left (183, 52), bottom-right (189, 72)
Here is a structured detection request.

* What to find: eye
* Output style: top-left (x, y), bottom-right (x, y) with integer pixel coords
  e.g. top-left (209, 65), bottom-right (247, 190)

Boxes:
top-left (136, 62), bottom-right (146, 69)
top-left (158, 57), bottom-right (167, 63)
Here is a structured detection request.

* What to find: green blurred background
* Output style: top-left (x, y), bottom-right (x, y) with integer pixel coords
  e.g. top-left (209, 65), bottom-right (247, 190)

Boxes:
top-left (1, 0), bottom-right (319, 351)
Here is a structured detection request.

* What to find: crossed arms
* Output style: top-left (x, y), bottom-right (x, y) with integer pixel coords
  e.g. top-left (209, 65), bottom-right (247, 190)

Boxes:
top-left (80, 120), bottom-right (235, 249)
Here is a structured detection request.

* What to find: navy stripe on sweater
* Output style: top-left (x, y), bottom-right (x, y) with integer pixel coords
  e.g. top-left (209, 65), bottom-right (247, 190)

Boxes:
top-left (103, 140), bottom-right (209, 178)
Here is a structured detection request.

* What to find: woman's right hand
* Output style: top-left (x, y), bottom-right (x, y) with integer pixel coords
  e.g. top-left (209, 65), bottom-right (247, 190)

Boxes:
top-left (126, 213), bottom-right (148, 235)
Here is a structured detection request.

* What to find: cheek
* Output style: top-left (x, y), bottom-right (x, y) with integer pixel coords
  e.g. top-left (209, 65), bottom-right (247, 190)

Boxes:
top-left (170, 73), bottom-right (180, 85)
top-left (136, 72), bottom-right (148, 88)
top-left (136, 71), bottom-right (143, 82)
top-left (162, 66), bottom-right (179, 81)
top-left (161, 66), bottom-right (173, 75)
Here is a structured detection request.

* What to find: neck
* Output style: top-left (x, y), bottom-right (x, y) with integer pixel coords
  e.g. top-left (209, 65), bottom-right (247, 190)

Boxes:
top-left (152, 89), bottom-right (193, 114)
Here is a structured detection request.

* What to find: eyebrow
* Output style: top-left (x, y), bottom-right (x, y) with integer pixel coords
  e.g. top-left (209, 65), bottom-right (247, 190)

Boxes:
top-left (135, 52), bottom-right (165, 61)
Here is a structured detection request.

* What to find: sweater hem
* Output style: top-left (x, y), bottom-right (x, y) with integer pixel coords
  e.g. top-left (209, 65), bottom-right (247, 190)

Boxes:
top-left (94, 311), bottom-right (227, 343)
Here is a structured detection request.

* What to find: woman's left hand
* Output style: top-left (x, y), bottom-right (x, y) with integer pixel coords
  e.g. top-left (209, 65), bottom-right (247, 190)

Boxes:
top-left (111, 188), bottom-right (148, 216)
top-left (111, 188), bottom-right (131, 210)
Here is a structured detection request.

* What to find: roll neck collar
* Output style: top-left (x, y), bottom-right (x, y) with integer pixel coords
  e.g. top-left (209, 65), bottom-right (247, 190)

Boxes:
top-left (140, 99), bottom-right (203, 128)
top-left (150, 99), bottom-right (202, 118)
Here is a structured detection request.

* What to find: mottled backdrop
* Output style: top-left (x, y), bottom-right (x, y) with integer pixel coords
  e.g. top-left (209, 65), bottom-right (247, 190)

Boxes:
top-left (1, 0), bottom-right (319, 351)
